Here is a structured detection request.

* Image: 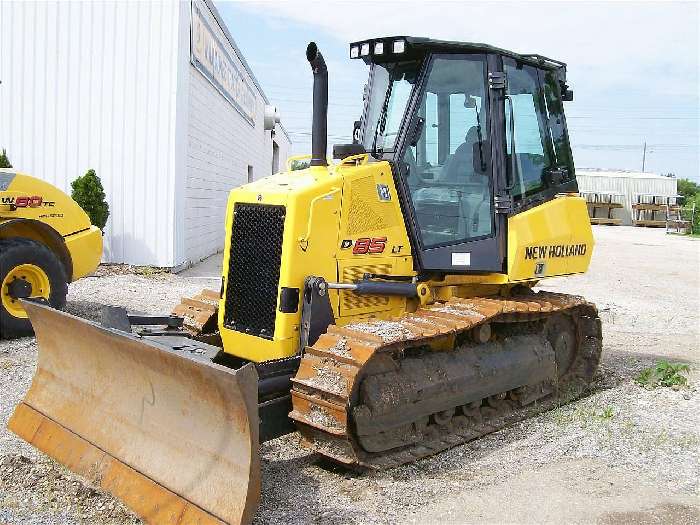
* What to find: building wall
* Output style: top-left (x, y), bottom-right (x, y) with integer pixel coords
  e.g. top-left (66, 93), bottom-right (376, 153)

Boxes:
top-left (0, 1), bottom-right (182, 266)
top-left (179, 0), bottom-right (291, 267)
top-left (0, 1), bottom-right (291, 267)
top-left (577, 169), bottom-right (678, 225)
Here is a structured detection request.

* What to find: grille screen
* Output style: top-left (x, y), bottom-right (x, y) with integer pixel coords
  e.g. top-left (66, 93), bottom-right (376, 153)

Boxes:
top-left (341, 264), bottom-right (391, 312)
top-left (224, 203), bottom-right (285, 339)
top-left (346, 175), bottom-right (396, 235)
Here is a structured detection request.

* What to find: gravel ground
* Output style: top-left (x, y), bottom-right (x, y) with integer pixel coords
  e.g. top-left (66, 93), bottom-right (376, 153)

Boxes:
top-left (1, 226), bottom-right (698, 524)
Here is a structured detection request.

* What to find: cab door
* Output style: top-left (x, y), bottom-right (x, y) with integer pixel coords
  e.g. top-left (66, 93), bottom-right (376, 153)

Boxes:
top-left (502, 57), bottom-right (578, 213)
top-left (394, 53), bottom-right (506, 273)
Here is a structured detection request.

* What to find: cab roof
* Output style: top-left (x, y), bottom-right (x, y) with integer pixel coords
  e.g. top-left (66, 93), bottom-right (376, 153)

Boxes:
top-left (350, 36), bottom-right (567, 72)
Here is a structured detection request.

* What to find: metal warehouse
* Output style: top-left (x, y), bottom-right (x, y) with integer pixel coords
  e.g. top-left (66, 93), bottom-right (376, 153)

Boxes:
top-left (0, 0), bottom-right (291, 268)
top-left (577, 168), bottom-right (678, 226)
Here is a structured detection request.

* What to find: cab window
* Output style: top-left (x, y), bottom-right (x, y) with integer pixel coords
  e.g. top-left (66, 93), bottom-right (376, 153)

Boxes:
top-left (504, 59), bottom-right (553, 199)
top-left (403, 54), bottom-right (493, 248)
top-left (540, 69), bottom-right (573, 172)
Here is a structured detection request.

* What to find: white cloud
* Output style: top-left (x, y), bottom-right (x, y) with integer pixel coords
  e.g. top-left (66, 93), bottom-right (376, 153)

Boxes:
top-left (231, 0), bottom-right (699, 177)
top-left (240, 1), bottom-right (698, 91)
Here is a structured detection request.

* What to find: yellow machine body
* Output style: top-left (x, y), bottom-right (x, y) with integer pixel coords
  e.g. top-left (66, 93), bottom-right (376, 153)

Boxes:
top-left (219, 157), bottom-right (593, 363)
top-left (0, 170), bottom-right (103, 281)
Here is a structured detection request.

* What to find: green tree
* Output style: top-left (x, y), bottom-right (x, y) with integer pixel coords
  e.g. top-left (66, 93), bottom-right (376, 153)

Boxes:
top-left (0, 149), bottom-right (12, 168)
top-left (687, 194), bottom-right (700, 235)
top-left (677, 178), bottom-right (700, 199)
top-left (71, 169), bottom-right (110, 230)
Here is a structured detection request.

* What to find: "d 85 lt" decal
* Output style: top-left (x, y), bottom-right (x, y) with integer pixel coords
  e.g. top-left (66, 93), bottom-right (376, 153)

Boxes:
top-left (341, 237), bottom-right (387, 254)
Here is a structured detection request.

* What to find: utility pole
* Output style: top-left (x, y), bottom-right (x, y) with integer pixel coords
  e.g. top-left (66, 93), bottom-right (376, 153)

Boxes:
top-left (642, 141), bottom-right (647, 172)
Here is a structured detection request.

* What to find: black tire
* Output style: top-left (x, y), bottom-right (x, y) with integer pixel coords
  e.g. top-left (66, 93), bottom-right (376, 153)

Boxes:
top-left (0, 238), bottom-right (68, 339)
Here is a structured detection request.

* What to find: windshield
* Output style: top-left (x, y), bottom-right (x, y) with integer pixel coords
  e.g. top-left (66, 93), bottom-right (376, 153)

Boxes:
top-left (361, 61), bottom-right (421, 155)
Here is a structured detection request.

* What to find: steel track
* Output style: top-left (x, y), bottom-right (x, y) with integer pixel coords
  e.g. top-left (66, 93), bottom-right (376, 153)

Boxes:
top-left (290, 292), bottom-right (602, 469)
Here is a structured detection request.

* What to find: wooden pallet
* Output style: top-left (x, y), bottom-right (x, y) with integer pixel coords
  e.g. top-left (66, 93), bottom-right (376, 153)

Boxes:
top-left (633, 219), bottom-right (667, 227)
top-left (590, 217), bottom-right (622, 225)
top-left (588, 202), bottom-right (623, 226)
top-left (632, 204), bottom-right (668, 212)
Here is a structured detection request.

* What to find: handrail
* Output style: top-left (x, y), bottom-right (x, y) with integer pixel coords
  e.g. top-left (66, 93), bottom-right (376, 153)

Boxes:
top-left (297, 187), bottom-right (341, 251)
top-left (335, 153), bottom-right (369, 169)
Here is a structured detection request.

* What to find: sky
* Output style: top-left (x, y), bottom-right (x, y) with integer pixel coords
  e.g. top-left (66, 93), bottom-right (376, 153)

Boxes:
top-left (216, 1), bottom-right (699, 181)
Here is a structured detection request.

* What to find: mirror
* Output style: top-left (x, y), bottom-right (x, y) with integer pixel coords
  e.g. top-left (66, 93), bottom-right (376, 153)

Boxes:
top-left (353, 120), bottom-right (362, 144)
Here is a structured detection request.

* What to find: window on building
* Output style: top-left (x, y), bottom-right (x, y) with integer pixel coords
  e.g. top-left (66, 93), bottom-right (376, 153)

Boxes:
top-left (247, 165), bottom-right (254, 183)
top-left (272, 142), bottom-right (280, 174)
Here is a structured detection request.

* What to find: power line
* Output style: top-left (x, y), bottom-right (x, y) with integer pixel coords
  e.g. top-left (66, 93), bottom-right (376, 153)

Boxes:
top-left (568, 116), bottom-right (698, 120)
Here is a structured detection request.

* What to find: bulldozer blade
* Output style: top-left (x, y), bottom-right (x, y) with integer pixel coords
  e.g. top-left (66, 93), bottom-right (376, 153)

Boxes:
top-left (8, 301), bottom-right (260, 525)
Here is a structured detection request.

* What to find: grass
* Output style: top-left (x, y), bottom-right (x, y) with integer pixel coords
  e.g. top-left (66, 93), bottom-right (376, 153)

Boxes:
top-left (552, 403), bottom-right (616, 427)
top-left (132, 265), bottom-right (168, 276)
top-left (635, 360), bottom-right (691, 389)
top-left (599, 406), bottom-right (615, 420)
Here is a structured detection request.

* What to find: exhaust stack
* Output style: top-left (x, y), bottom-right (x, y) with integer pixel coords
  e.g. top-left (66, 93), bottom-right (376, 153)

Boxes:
top-left (306, 42), bottom-right (328, 167)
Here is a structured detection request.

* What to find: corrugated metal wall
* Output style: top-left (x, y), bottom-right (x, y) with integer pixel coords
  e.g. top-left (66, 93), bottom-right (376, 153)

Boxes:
top-left (577, 170), bottom-right (678, 225)
top-left (0, 1), bottom-right (183, 266)
top-left (1, 1), bottom-right (291, 268)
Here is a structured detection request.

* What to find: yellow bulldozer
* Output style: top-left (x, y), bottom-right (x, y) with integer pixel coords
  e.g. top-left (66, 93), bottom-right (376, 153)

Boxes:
top-left (9, 38), bottom-right (601, 524)
top-left (0, 169), bottom-right (102, 337)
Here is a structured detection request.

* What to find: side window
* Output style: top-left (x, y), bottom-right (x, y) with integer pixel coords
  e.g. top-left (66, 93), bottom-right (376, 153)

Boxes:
top-left (403, 54), bottom-right (493, 248)
top-left (541, 69), bottom-right (573, 172)
top-left (414, 92), bottom-right (438, 167)
top-left (504, 59), bottom-right (552, 199)
top-left (381, 81), bottom-right (413, 149)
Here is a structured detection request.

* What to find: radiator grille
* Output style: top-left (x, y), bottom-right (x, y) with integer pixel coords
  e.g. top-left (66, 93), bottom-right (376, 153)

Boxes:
top-left (224, 203), bottom-right (285, 339)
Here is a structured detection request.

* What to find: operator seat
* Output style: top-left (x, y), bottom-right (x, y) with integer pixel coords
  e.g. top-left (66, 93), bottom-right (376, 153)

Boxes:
top-left (442, 126), bottom-right (479, 182)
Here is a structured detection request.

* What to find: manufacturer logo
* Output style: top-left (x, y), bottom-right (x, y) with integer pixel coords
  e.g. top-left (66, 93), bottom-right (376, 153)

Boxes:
top-left (376, 184), bottom-right (391, 201)
top-left (524, 243), bottom-right (587, 260)
top-left (534, 261), bottom-right (546, 277)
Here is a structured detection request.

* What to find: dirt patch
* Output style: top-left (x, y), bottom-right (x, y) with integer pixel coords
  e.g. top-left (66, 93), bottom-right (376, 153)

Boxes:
top-left (598, 503), bottom-right (699, 525)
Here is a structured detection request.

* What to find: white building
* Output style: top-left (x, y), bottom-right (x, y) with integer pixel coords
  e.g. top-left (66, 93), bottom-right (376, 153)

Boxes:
top-left (576, 168), bottom-right (678, 225)
top-left (0, 0), bottom-right (291, 268)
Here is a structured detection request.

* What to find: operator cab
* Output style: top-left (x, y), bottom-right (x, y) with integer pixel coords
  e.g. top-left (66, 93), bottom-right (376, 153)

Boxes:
top-left (349, 37), bottom-right (577, 273)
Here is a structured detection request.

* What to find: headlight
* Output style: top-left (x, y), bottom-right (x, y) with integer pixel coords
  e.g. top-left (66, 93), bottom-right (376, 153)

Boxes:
top-left (361, 43), bottom-right (370, 56)
top-left (350, 46), bottom-right (359, 59)
top-left (374, 42), bottom-right (384, 55)
top-left (393, 39), bottom-right (405, 53)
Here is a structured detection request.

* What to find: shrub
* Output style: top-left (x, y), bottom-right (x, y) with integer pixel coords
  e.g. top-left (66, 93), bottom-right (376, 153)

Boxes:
top-left (0, 148), bottom-right (12, 168)
top-left (635, 360), bottom-right (690, 389)
top-left (679, 193), bottom-right (700, 235)
top-left (71, 169), bottom-right (110, 230)
top-left (290, 159), bottom-right (311, 171)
